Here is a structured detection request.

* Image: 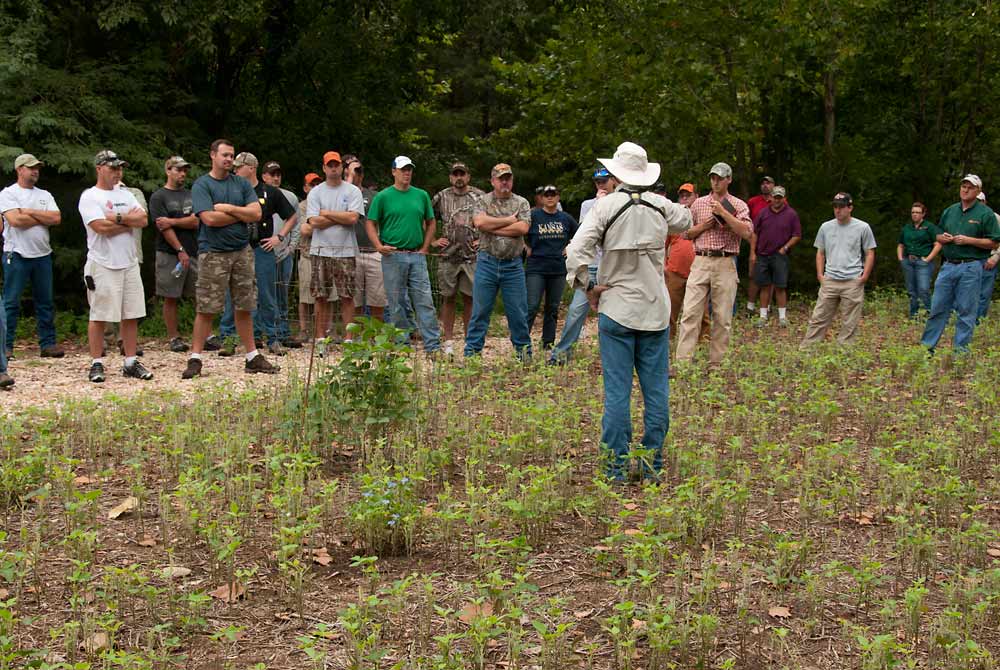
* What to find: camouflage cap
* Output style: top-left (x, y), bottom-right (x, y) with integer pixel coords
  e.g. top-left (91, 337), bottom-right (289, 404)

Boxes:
top-left (491, 163), bottom-right (513, 178)
top-left (233, 152), bottom-right (258, 168)
top-left (94, 149), bottom-right (128, 168)
top-left (165, 155), bottom-right (190, 170)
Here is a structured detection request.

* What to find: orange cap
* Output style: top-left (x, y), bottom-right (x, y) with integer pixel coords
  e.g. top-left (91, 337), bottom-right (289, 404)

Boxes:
top-left (322, 151), bottom-right (342, 165)
top-left (678, 182), bottom-right (696, 194)
top-left (304, 172), bottom-right (322, 185)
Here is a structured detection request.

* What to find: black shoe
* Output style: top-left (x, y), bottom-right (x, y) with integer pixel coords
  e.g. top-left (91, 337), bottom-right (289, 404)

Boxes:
top-left (281, 337), bottom-right (303, 349)
top-left (40, 345), bottom-right (65, 358)
top-left (89, 362), bottom-right (106, 383)
top-left (123, 360), bottom-right (153, 380)
top-left (245, 355), bottom-right (279, 374)
top-left (118, 340), bottom-right (144, 357)
top-left (204, 335), bottom-right (222, 351)
top-left (0, 372), bottom-right (13, 388)
top-left (181, 358), bottom-right (203, 379)
top-left (169, 337), bottom-right (189, 353)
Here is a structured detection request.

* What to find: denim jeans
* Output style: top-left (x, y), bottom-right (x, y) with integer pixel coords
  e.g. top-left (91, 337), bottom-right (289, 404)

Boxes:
top-left (598, 314), bottom-right (670, 481)
top-left (381, 251), bottom-right (440, 352)
top-left (0, 301), bottom-right (7, 373)
top-left (464, 251), bottom-right (531, 358)
top-left (526, 272), bottom-right (566, 348)
top-left (978, 262), bottom-right (998, 322)
top-left (900, 257), bottom-right (932, 316)
top-left (921, 260), bottom-right (983, 353)
top-left (221, 247), bottom-right (279, 344)
top-left (549, 266), bottom-right (597, 362)
top-left (3, 252), bottom-right (57, 348)
top-left (276, 254), bottom-right (293, 340)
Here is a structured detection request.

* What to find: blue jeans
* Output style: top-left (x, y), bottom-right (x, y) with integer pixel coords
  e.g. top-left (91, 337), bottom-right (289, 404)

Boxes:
top-left (526, 272), bottom-right (566, 348)
top-left (276, 254), bottom-right (293, 340)
top-left (0, 301), bottom-right (7, 373)
top-left (900, 257), bottom-right (933, 316)
top-left (3, 252), bottom-right (57, 348)
top-left (598, 314), bottom-right (670, 481)
top-left (464, 251), bottom-right (531, 358)
top-left (381, 252), bottom-right (440, 352)
top-left (550, 266), bottom-right (597, 362)
top-left (921, 260), bottom-right (983, 353)
top-left (978, 262), bottom-right (998, 322)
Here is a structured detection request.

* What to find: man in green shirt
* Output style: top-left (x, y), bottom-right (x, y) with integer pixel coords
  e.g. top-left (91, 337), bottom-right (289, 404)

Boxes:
top-left (364, 156), bottom-right (441, 353)
top-left (920, 174), bottom-right (1000, 354)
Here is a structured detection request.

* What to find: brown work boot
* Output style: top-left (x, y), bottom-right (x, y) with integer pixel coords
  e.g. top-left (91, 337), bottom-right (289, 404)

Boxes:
top-left (245, 354), bottom-right (279, 374)
top-left (40, 344), bottom-right (65, 358)
top-left (0, 372), bottom-right (14, 388)
top-left (181, 358), bottom-right (203, 379)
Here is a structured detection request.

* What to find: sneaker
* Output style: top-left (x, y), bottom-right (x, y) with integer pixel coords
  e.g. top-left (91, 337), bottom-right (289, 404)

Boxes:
top-left (40, 345), bottom-right (65, 358)
top-left (245, 355), bottom-right (279, 374)
top-left (204, 335), bottom-right (223, 351)
top-left (169, 337), bottom-right (189, 353)
top-left (443, 340), bottom-right (455, 356)
top-left (268, 341), bottom-right (287, 356)
top-left (181, 358), bottom-right (203, 379)
top-left (118, 340), bottom-right (143, 357)
top-left (0, 372), bottom-right (13, 388)
top-left (754, 317), bottom-right (768, 328)
top-left (218, 337), bottom-right (237, 357)
top-left (88, 362), bottom-right (106, 383)
top-left (123, 360), bottom-right (154, 380)
top-left (778, 317), bottom-right (789, 328)
top-left (281, 337), bottom-right (303, 349)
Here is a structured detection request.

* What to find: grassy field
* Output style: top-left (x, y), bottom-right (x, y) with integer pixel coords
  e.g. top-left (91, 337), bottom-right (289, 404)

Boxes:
top-left (1, 292), bottom-right (999, 670)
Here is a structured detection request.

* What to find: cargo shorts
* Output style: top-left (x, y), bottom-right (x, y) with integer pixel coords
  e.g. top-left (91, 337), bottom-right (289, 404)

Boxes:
top-left (196, 247), bottom-right (257, 314)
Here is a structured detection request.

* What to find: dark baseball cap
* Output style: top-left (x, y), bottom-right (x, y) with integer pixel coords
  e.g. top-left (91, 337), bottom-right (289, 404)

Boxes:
top-left (262, 161), bottom-right (281, 174)
top-left (832, 192), bottom-right (853, 206)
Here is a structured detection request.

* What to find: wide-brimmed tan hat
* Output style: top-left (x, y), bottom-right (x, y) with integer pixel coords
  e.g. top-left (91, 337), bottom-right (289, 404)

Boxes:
top-left (597, 142), bottom-right (660, 187)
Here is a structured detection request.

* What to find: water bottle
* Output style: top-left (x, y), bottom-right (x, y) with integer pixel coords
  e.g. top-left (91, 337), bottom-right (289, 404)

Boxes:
top-left (171, 261), bottom-right (184, 278)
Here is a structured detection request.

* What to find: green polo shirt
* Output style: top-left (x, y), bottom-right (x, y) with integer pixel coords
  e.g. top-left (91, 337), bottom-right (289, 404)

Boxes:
top-left (897, 222), bottom-right (936, 258)
top-left (927, 201), bottom-right (1000, 261)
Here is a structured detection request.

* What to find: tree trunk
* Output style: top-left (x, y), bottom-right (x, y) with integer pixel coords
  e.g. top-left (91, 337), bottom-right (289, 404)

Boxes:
top-left (824, 69), bottom-right (836, 151)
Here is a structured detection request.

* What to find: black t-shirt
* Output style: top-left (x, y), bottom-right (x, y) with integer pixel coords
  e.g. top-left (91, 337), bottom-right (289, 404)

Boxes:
top-left (149, 187), bottom-right (198, 256)
top-left (252, 181), bottom-right (296, 247)
top-left (526, 208), bottom-right (578, 274)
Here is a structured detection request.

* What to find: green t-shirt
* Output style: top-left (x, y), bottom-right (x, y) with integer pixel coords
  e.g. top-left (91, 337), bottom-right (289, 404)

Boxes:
top-left (927, 201), bottom-right (1000, 261)
top-left (367, 186), bottom-right (434, 250)
top-left (897, 222), bottom-right (935, 258)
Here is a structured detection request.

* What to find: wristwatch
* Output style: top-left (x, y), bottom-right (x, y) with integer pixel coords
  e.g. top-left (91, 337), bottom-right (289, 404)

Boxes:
top-left (587, 279), bottom-right (596, 292)
top-left (277, 233), bottom-right (286, 242)
top-left (115, 213), bottom-right (123, 225)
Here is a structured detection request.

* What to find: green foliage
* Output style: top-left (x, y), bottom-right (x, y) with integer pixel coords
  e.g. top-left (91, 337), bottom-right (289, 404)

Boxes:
top-left (348, 470), bottom-right (424, 556)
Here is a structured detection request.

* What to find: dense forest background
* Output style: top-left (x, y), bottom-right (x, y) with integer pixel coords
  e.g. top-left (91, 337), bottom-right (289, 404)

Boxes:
top-left (2, 0), bottom-right (998, 312)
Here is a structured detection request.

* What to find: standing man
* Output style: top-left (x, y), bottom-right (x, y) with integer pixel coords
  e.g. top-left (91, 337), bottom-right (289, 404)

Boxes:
top-left (463, 163), bottom-right (532, 359)
top-left (150, 155), bottom-right (198, 352)
top-left (261, 161), bottom-right (302, 349)
top-left (920, 176), bottom-right (1000, 354)
top-left (665, 182), bottom-right (708, 339)
top-left (800, 192), bottom-right (877, 346)
top-left (750, 185), bottom-right (801, 327)
top-left (549, 167), bottom-right (612, 364)
top-left (432, 161), bottom-right (484, 355)
top-left (306, 151), bottom-right (364, 345)
top-left (364, 156), bottom-right (441, 352)
top-left (674, 162), bottom-right (752, 365)
top-left (78, 150), bottom-right (152, 382)
top-left (565, 141), bottom-right (691, 482)
top-left (745, 175), bottom-right (774, 316)
top-left (0, 153), bottom-right (64, 361)
top-left (345, 156), bottom-right (387, 322)
top-left (181, 139), bottom-right (276, 378)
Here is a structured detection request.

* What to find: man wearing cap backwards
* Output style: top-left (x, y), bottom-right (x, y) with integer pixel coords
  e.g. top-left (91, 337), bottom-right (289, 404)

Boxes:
top-left (664, 183), bottom-right (709, 343)
top-left (295, 173), bottom-right (324, 337)
top-left (343, 155), bottom-right (387, 323)
top-left (149, 156), bottom-right (199, 352)
top-left (974, 191), bottom-right (1000, 322)
top-left (182, 139), bottom-right (276, 378)
top-left (463, 163), bottom-right (532, 358)
top-left (800, 192), bottom-right (877, 346)
top-left (306, 151), bottom-right (364, 347)
top-left (365, 156), bottom-right (441, 351)
top-left (674, 162), bottom-right (752, 365)
top-left (920, 175), bottom-right (1000, 354)
top-left (0, 154), bottom-right (64, 379)
top-left (432, 162), bottom-right (484, 355)
top-left (78, 150), bottom-right (152, 382)
top-left (566, 141), bottom-right (691, 483)
top-left (750, 184), bottom-right (801, 328)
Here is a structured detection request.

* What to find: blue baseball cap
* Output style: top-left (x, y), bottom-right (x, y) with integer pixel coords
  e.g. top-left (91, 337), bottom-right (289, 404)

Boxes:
top-left (592, 168), bottom-right (611, 180)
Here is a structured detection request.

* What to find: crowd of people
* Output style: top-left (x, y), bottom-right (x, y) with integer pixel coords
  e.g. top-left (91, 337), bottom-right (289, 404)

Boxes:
top-left (1, 139), bottom-right (999, 420)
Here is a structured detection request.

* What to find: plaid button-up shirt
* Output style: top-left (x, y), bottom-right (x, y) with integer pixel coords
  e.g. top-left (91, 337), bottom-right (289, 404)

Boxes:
top-left (690, 194), bottom-right (751, 254)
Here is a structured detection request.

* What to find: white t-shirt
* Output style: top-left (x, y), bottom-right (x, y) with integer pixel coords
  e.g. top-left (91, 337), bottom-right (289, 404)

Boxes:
top-left (0, 183), bottom-right (60, 258)
top-left (79, 186), bottom-right (142, 269)
top-left (306, 181), bottom-right (364, 258)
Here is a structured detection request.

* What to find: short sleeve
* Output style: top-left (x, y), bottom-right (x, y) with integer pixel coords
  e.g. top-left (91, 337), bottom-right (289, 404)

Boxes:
top-left (925, 221), bottom-right (942, 238)
top-left (422, 191), bottom-right (434, 221)
top-left (0, 189), bottom-right (16, 215)
top-left (985, 207), bottom-right (1000, 242)
top-left (148, 191), bottom-right (168, 221)
top-left (42, 189), bottom-right (60, 212)
top-left (78, 191), bottom-right (106, 226)
top-left (241, 179), bottom-right (257, 206)
top-left (814, 225), bottom-right (827, 250)
top-left (431, 191), bottom-right (443, 221)
top-left (348, 187), bottom-right (365, 216)
top-left (191, 178), bottom-right (213, 215)
top-left (515, 198), bottom-right (531, 224)
top-left (306, 188), bottom-right (321, 222)
top-left (272, 187), bottom-right (295, 219)
top-left (367, 190), bottom-right (383, 223)
top-left (863, 225), bottom-right (877, 250)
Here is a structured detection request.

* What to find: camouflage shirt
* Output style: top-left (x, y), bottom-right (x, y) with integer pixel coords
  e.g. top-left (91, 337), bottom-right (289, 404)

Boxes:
top-left (432, 186), bottom-right (484, 263)
top-left (474, 192), bottom-right (530, 260)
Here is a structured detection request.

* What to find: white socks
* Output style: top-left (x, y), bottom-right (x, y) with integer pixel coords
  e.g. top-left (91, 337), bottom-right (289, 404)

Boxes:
top-left (124, 356), bottom-right (137, 367)
top-left (190, 352), bottom-right (202, 360)
top-left (778, 307), bottom-right (787, 319)
top-left (760, 308), bottom-right (769, 319)
top-left (246, 350), bottom-right (259, 362)
top-left (747, 301), bottom-right (756, 311)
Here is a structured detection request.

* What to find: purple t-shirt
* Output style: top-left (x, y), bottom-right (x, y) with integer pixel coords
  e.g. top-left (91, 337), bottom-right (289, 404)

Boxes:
top-left (753, 205), bottom-right (802, 255)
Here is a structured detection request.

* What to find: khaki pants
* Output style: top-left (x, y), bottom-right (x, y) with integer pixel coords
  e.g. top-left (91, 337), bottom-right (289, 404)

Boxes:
top-left (666, 270), bottom-right (710, 341)
top-left (675, 256), bottom-right (738, 363)
top-left (800, 278), bottom-right (865, 346)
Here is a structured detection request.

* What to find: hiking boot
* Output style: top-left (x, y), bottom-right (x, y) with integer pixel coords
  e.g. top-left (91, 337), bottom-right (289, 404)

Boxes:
top-left (204, 335), bottom-right (223, 351)
top-left (169, 337), bottom-right (189, 353)
top-left (181, 357), bottom-right (203, 379)
top-left (123, 360), bottom-right (154, 380)
top-left (245, 355), bottom-right (279, 374)
top-left (40, 345), bottom-right (65, 358)
top-left (0, 372), bottom-right (13, 389)
top-left (778, 317), bottom-right (789, 328)
top-left (88, 362), bottom-right (106, 383)
top-left (268, 341), bottom-right (287, 356)
top-left (218, 337), bottom-right (237, 357)
top-left (118, 340), bottom-right (143, 356)
top-left (281, 336), bottom-right (303, 349)
top-left (754, 317), bottom-right (768, 328)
